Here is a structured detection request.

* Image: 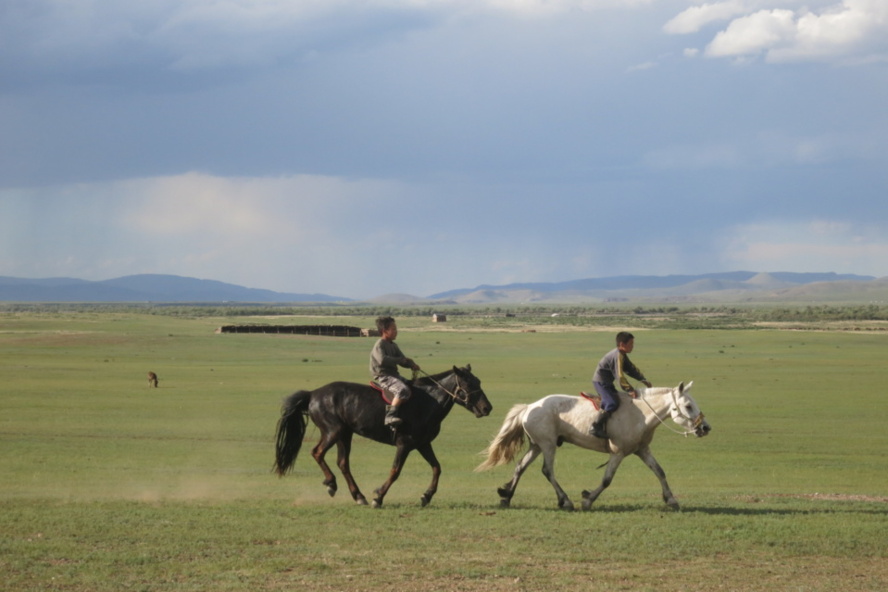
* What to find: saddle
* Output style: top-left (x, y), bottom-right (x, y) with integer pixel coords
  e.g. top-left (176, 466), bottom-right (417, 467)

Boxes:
top-left (580, 391), bottom-right (602, 410)
top-left (369, 382), bottom-right (395, 404)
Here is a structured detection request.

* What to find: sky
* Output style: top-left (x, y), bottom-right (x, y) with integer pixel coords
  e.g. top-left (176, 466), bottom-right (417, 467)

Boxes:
top-left (1, 0), bottom-right (887, 299)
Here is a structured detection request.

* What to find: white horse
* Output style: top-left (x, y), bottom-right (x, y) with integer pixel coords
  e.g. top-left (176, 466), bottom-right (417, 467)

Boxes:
top-left (476, 382), bottom-right (710, 511)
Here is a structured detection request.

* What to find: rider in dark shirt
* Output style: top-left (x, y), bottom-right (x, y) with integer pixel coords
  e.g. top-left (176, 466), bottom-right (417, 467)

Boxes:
top-left (590, 331), bottom-right (651, 439)
top-left (369, 316), bottom-right (420, 427)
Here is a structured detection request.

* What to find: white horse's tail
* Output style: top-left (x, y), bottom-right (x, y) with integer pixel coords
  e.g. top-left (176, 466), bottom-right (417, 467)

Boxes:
top-left (475, 403), bottom-right (528, 471)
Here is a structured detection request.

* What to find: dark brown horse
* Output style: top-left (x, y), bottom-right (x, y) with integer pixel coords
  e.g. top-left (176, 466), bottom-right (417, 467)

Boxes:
top-left (147, 371), bottom-right (158, 388)
top-left (274, 365), bottom-right (492, 508)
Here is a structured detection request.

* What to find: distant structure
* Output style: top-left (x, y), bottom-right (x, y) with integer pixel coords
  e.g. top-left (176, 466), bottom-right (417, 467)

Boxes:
top-left (147, 371), bottom-right (158, 388)
top-left (432, 313), bottom-right (447, 323)
top-left (216, 324), bottom-right (364, 337)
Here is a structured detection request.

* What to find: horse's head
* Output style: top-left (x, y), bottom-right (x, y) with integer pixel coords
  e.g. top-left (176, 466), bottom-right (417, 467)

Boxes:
top-left (451, 364), bottom-right (493, 418)
top-left (669, 381), bottom-right (711, 437)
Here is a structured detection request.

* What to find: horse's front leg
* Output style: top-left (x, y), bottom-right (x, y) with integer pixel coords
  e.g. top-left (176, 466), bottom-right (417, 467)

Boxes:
top-left (416, 443), bottom-right (441, 507)
top-left (635, 446), bottom-right (679, 510)
top-left (581, 453), bottom-right (625, 510)
top-left (335, 433), bottom-right (368, 505)
top-left (497, 443), bottom-right (541, 508)
top-left (372, 445), bottom-right (411, 509)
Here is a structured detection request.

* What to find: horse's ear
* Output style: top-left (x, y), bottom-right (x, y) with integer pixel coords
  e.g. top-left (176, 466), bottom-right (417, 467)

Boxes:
top-left (685, 380), bottom-right (693, 390)
top-left (678, 381), bottom-right (685, 393)
top-left (466, 363), bottom-right (472, 372)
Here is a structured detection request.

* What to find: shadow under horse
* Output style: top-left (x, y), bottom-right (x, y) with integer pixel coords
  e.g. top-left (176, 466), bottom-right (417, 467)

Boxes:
top-left (274, 365), bottom-right (492, 508)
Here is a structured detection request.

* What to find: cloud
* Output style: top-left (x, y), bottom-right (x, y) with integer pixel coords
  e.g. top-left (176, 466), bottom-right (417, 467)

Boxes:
top-left (2, 1), bottom-right (887, 295)
top-left (665, 0), bottom-right (888, 63)
top-left (707, 9), bottom-right (797, 58)
top-left (0, 0), bottom-right (655, 79)
top-left (721, 219), bottom-right (888, 275)
top-left (663, 0), bottom-right (750, 35)
top-left (0, 174), bottom-right (417, 296)
top-left (642, 130), bottom-right (877, 171)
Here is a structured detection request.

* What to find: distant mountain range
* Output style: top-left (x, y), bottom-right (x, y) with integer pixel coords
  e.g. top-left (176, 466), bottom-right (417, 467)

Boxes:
top-left (0, 272), bottom-right (885, 304)
top-left (427, 271), bottom-right (885, 304)
top-left (0, 274), bottom-right (345, 303)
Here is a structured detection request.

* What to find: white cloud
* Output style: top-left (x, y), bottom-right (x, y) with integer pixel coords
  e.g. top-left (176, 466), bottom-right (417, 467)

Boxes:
top-left (117, 173), bottom-right (399, 238)
top-left (663, 0), bottom-right (749, 35)
top-left (2, 0), bottom-right (663, 73)
top-left (705, 8), bottom-right (797, 57)
top-left (628, 60), bottom-right (658, 71)
top-left (664, 0), bottom-right (888, 63)
top-left (721, 219), bottom-right (888, 276)
top-left (768, 0), bottom-right (888, 61)
top-left (644, 129), bottom-right (886, 171)
top-left (0, 174), bottom-right (415, 296)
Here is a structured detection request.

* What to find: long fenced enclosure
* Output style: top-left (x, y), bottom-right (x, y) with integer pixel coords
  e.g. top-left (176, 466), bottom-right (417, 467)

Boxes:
top-left (216, 324), bottom-right (370, 336)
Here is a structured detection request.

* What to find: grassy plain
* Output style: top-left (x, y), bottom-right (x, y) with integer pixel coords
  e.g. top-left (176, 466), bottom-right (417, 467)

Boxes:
top-left (1, 310), bottom-right (886, 591)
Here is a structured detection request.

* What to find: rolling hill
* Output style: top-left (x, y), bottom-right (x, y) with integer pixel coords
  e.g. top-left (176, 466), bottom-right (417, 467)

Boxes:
top-left (0, 275), bottom-right (349, 303)
top-left (0, 271), bottom-right (884, 304)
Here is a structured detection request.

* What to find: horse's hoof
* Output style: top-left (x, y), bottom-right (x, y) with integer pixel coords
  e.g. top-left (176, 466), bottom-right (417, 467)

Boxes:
top-left (356, 497), bottom-right (368, 506)
top-left (499, 498), bottom-right (511, 508)
top-left (559, 502), bottom-right (575, 512)
top-left (420, 496), bottom-right (430, 507)
top-left (666, 500), bottom-right (680, 511)
top-left (371, 499), bottom-right (382, 509)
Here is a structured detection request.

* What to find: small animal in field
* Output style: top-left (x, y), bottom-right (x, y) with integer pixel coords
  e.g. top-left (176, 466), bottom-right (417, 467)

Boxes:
top-left (476, 382), bottom-right (710, 511)
top-left (147, 371), bottom-right (158, 388)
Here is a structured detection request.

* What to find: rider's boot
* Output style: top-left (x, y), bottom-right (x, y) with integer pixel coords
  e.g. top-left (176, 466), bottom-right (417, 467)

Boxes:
top-left (590, 410), bottom-right (612, 439)
top-left (384, 404), bottom-right (402, 427)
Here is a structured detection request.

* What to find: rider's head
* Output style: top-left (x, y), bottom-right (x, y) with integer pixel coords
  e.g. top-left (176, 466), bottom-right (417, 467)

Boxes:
top-left (376, 316), bottom-right (398, 340)
top-left (616, 331), bottom-right (635, 353)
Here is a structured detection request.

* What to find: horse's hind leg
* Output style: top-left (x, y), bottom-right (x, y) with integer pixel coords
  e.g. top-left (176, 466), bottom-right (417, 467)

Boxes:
top-left (498, 444), bottom-right (541, 508)
top-left (335, 433), bottom-right (368, 505)
top-left (581, 453), bottom-right (625, 510)
top-left (416, 443), bottom-right (441, 507)
top-left (310, 430), bottom-right (341, 497)
top-left (635, 447), bottom-right (679, 510)
top-left (539, 442), bottom-right (573, 511)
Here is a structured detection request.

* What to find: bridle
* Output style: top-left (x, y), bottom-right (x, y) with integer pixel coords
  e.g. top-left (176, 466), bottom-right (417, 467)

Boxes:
top-left (638, 387), bottom-right (705, 437)
top-left (416, 369), bottom-right (480, 407)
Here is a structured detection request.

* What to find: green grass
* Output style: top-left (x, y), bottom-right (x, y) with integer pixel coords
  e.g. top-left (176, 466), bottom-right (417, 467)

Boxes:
top-left (1, 311), bottom-right (886, 591)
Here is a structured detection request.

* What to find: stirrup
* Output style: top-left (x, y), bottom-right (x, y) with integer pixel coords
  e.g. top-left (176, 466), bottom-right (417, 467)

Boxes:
top-left (384, 405), bottom-right (402, 427)
top-left (590, 423), bottom-right (608, 439)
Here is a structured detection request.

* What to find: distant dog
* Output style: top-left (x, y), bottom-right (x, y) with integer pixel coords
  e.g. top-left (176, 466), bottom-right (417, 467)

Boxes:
top-left (147, 371), bottom-right (159, 388)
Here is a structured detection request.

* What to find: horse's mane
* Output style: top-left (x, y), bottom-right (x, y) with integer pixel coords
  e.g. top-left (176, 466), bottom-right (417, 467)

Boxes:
top-left (414, 367), bottom-right (462, 386)
top-left (636, 386), bottom-right (670, 397)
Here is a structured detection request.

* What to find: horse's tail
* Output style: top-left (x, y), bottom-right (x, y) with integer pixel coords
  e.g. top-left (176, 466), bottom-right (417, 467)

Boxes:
top-left (475, 403), bottom-right (528, 471)
top-left (274, 390), bottom-right (312, 477)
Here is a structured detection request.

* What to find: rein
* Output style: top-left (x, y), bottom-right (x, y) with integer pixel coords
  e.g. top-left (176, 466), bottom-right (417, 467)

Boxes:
top-left (416, 369), bottom-right (475, 405)
top-left (637, 389), bottom-right (704, 438)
